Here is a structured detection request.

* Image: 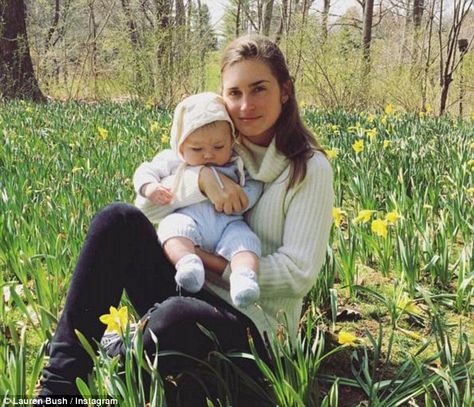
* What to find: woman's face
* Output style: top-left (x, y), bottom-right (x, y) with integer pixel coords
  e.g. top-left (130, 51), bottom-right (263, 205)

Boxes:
top-left (222, 59), bottom-right (288, 146)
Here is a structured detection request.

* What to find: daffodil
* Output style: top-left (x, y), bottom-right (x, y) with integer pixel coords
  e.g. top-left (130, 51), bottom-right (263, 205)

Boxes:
top-left (466, 187), bottom-right (474, 196)
top-left (467, 159), bottom-right (474, 169)
top-left (348, 121), bottom-right (362, 134)
top-left (299, 100), bottom-right (307, 109)
top-left (325, 149), bottom-right (338, 159)
top-left (385, 211), bottom-right (400, 224)
top-left (331, 124), bottom-right (339, 134)
top-left (383, 140), bottom-right (392, 149)
top-left (367, 113), bottom-right (375, 123)
top-left (352, 139), bottom-right (364, 154)
top-left (384, 104), bottom-right (393, 115)
top-left (354, 209), bottom-right (376, 224)
top-left (149, 121), bottom-right (160, 132)
top-left (371, 219), bottom-right (388, 238)
top-left (97, 127), bottom-right (109, 140)
top-left (366, 128), bottom-right (377, 141)
top-left (338, 331), bottom-right (358, 346)
top-left (160, 134), bottom-right (170, 144)
top-left (99, 306), bottom-right (128, 334)
top-left (419, 111), bottom-right (425, 119)
top-left (332, 207), bottom-right (346, 228)
top-left (426, 104), bottom-right (433, 113)
top-left (397, 295), bottom-right (423, 316)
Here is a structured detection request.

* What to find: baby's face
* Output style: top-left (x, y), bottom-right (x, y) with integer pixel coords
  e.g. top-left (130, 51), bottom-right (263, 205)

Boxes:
top-left (181, 121), bottom-right (233, 166)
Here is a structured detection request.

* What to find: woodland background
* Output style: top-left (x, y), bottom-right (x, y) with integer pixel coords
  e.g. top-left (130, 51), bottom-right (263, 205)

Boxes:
top-left (1, 0), bottom-right (473, 116)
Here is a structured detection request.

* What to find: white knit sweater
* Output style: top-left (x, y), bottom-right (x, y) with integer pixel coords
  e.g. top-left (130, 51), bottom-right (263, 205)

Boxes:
top-left (134, 137), bottom-right (334, 341)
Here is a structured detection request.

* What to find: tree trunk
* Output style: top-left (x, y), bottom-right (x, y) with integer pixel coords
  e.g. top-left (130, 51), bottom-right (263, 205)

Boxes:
top-left (0, 0), bottom-right (45, 101)
top-left (275, 0), bottom-right (288, 43)
top-left (362, 0), bottom-right (374, 64)
top-left (235, 0), bottom-right (242, 37)
top-left (261, 0), bottom-right (274, 36)
top-left (175, 0), bottom-right (185, 26)
top-left (412, 0), bottom-right (424, 63)
top-left (321, 0), bottom-right (330, 41)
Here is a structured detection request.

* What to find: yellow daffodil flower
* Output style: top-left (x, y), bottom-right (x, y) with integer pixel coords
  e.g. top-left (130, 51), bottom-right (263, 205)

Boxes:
top-left (371, 219), bottom-right (388, 238)
top-left (352, 139), bottom-right (364, 154)
top-left (299, 101), bottom-right (307, 109)
top-left (149, 121), bottom-right (160, 132)
top-left (466, 187), bottom-right (474, 196)
top-left (348, 121), bottom-right (362, 134)
top-left (366, 128), bottom-right (377, 141)
top-left (160, 134), bottom-right (170, 144)
top-left (419, 111), bottom-right (425, 119)
top-left (338, 331), bottom-right (358, 346)
top-left (384, 104), bottom-right (393, 115)
top-left (99, 306), bottom-right (128, 334)
top-left (397, 295), bottom-right (423, 316)
top-left (325, 149), bottom-right (338, 159)
top-left (354, 209), bottom-right (376, 224)
top-left (331, 124), bottom-right (339, 133)
top-left (426, 104), bottom-right (433, 113)
top-left (97, 127), bottom-right (109, 141)
top-left (383, 140), bottom-right (392, 149)
top-left (332, 207), bottom-right (346, 228)
top-left (367, 113), bottom-right (375, 123)
top-left (385, 211), bottom-right (400, 224)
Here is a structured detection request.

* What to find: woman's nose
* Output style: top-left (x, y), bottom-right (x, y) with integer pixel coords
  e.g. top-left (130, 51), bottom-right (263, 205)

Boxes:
top-left (240, 95), bottom-right (254, 111)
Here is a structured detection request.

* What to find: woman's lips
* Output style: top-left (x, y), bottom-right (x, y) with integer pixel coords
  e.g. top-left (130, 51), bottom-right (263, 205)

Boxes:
top-left (239, 116), bottom-right (261, 122)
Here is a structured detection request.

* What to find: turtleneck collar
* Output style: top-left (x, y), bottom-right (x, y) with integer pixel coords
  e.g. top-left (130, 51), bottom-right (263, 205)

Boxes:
top-left (234, 136), bottom-right (289, 183)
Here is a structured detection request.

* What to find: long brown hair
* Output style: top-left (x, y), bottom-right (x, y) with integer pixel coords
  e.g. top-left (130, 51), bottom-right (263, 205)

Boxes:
top-left (221, 34), bottom-right (325, 189)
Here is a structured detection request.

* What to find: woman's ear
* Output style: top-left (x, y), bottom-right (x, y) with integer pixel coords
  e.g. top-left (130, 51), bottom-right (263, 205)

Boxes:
top-left (281, 80), bottom-right (291, 104)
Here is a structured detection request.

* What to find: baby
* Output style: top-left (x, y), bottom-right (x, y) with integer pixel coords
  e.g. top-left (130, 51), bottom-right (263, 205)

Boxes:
top-left (133, 92), bottom-right (262, 308)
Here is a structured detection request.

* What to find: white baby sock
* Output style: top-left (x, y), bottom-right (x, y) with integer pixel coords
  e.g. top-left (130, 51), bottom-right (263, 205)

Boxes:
top-left (175, 254), bottom-right (205, 293)
top-left (229, 267), bottom-right (260, 308)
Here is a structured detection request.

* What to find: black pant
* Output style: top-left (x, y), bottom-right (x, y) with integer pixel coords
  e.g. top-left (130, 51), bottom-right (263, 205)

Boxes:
top-left (39, 203), bottom-right (268, 401)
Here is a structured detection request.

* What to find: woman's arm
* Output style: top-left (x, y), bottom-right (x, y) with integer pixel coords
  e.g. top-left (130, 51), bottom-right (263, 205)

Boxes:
top-left (256, 154), bottom-right (334, 298)
top-left (135, 163), bottom-right (251, 224)
top-left (194, 247), bottom-right (228, 275)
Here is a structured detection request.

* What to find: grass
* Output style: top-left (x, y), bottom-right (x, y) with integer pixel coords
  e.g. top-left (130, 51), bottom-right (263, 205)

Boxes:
top-left (0, 100), bottom-right (473, 405)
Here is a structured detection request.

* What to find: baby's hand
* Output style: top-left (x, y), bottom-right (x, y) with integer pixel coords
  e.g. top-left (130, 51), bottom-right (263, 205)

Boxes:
top-left (142, 182), bottom-right (173, 205)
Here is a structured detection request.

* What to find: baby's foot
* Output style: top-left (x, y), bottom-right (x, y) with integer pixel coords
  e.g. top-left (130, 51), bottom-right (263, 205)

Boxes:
top-left (230, 267), bottom-right (260, 308)
top-left (175, 254), bottom-right (205, 293)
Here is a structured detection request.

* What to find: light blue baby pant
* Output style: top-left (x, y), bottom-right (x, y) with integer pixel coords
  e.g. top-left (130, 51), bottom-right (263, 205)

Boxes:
top-left (157, 202), bottom-right (261, 260)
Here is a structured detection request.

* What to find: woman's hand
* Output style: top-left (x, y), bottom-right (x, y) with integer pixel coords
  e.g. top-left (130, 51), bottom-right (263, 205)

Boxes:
top-left (198, 167), bottom-right (248, 214)
top-left (194, 247), bottom-right (228, 275)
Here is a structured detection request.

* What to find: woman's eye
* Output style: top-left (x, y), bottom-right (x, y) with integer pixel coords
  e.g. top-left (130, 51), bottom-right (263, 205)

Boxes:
top-left (254, 86), bottom-right (265, 93)
top-left (227, 90), bottom-right (240, 97)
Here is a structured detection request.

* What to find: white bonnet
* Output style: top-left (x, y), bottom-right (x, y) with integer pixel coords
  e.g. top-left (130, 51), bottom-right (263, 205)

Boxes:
top-left (170, 92), bottom-right (235, 160)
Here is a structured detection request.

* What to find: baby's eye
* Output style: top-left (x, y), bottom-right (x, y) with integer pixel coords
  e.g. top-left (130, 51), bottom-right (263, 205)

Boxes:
top-left (191, 147), bottom-right (202, 152)
top-left (214, 146), bottom-right (224, 150)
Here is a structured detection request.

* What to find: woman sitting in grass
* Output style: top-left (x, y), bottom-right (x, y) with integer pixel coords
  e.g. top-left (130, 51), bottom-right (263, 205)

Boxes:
top-left (38, 34), bottom-right (333, 402)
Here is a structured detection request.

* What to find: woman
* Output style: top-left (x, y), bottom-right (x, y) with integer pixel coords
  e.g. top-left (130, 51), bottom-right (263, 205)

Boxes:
top-left (38, 34), bottom-right (333, 401)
